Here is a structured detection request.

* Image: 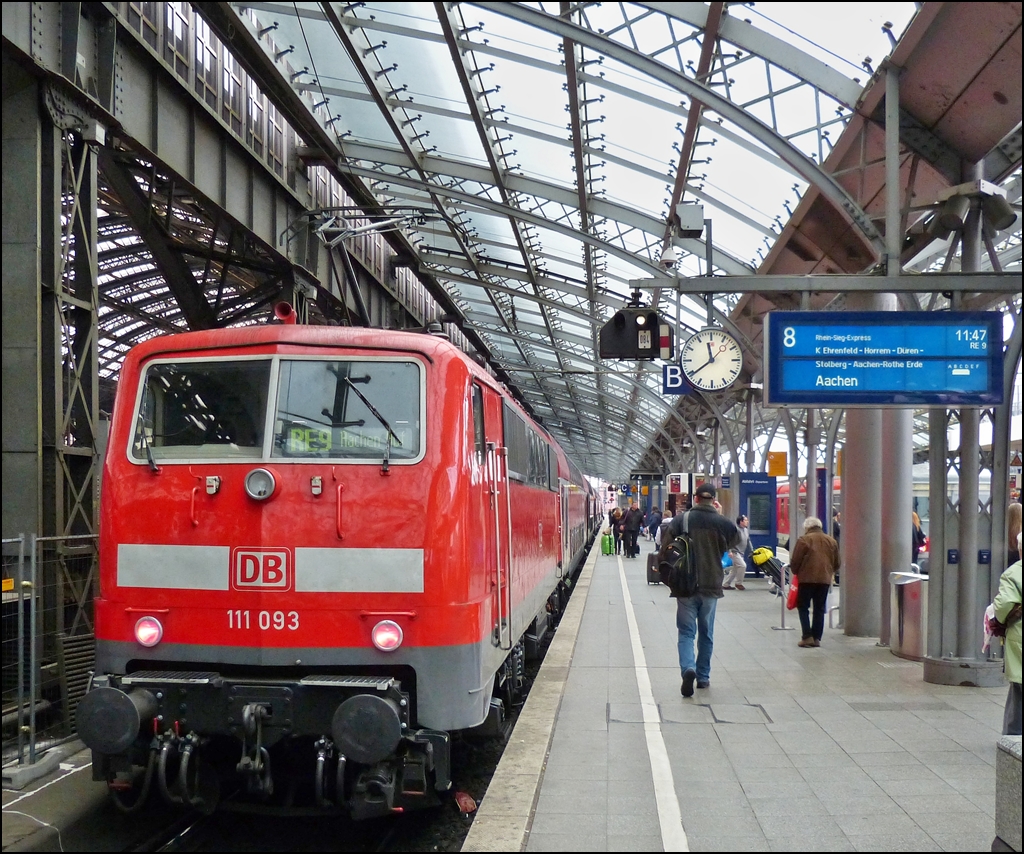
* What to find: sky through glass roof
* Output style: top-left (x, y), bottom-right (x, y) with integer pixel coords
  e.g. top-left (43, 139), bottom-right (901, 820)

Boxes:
top-left (93, 2), bottom-right (1018, 483)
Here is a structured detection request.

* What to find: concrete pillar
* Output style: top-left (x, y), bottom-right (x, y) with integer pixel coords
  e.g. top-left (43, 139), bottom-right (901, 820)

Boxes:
top-left (2, 66), bottom-right (43, 540)
top-left (875, 62), bottom-right (913, 645)
top-left (843, 405), bottom-right (883, 636)
top-left (927, 408), bottom-right (954, 659)
top-left (881, 408), bottom-right (914, 645)
top-left (745, 393), bottom-right (755, 470)
top-left (805, 409), bottom-right (818, 527)
top-left (843, 292), bottom-right (888, 637)
top-left (957, 408), bottom-right (980, 656)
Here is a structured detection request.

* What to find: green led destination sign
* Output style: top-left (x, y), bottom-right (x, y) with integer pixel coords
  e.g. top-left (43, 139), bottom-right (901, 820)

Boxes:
top-left (764, 311), bottom-right (1003, 407)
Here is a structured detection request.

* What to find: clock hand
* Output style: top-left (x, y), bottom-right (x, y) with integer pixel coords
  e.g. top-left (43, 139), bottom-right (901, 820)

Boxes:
top-left (699, 344), bottom-right (727, 367)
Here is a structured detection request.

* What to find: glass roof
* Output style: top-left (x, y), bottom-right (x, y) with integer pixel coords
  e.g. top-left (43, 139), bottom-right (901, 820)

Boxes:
top-left (91, 2), bottom-right (1021, 483)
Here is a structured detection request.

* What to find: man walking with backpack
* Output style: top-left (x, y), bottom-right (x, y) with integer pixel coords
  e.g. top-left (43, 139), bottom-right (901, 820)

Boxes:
top-left (658, 482), bottom-right (739, 697)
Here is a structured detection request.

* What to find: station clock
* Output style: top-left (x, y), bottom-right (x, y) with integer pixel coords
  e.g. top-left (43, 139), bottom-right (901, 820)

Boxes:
top-left (679, 327), bottom-right (743, 392)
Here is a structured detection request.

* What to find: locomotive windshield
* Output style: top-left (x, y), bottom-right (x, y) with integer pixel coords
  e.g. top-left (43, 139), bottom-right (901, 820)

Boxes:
top-left (272, 359), bottom-right (421, 460)
top-left (129, 356), bottom-right (422, 464)
top-left (132, 358), bottom-right (271, 460)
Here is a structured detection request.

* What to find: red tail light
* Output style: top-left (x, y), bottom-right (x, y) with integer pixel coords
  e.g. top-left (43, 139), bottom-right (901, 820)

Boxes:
top-left (134, 616), bottom-right (163, 647)
top-left (371, 620), bottom-right (403, 652)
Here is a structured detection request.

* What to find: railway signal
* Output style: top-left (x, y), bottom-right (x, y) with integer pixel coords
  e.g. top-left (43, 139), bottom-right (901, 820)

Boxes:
top-left (599, 303), bottom-right (673, 361)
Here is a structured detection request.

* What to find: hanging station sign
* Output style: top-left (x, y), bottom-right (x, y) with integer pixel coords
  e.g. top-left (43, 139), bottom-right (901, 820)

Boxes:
top-left (764, 311), bottom-right (1003, 407)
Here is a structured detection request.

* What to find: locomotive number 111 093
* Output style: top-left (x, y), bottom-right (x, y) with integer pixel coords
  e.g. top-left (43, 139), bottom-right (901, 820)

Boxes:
top-left (228, 610), bottom-right (300, 630)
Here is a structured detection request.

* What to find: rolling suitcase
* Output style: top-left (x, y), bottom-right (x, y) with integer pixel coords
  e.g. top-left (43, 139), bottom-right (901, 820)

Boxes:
top-left (646, 551), bottom-right (661, 584)
top-left (601, 533), bottom-right (613, 555)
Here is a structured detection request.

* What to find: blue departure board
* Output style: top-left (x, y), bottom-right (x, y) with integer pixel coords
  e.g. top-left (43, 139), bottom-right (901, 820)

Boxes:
top-left (764, 311), bottom-right (1003, 407)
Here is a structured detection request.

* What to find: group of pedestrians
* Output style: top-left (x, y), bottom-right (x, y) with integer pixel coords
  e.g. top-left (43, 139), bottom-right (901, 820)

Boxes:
top-left (652, 484), bottom-right (842, 698)
top-left (611, 492), bottom-right (1021, 737)
top-left (608, 499), bottom-right (645, 558)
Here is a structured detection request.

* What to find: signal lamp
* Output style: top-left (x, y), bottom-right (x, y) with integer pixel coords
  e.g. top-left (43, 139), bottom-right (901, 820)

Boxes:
top-left (134, 616), bottom-right (164, 647)
top-left (244, 468), bottom-right (276, 501)
top-left (371, 620), bottom-right (403, 652)
top-left (937, 195), bottom-right (970, 231)
top-left (599, 307), bottom-right (673, 360)
top-left (981, 193), bottom-right (1017, 231)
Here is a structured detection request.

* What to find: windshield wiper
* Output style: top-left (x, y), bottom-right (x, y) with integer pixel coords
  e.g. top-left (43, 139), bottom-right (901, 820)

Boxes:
top-left (343, 377), bottom-right (402, 474)
top-left (137, 388), bottom-right (160, 473)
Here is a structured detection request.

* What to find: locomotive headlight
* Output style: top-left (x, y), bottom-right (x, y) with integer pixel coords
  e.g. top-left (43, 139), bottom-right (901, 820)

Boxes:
top-left (244, 468), bottom-right (276, 501)
top-left (134, 615), bottom-right (164, 648)
top-left (371, 620), bottom-right (403, 652)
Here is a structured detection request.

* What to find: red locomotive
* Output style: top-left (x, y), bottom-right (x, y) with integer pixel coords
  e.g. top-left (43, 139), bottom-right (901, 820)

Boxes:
top-left (77, 308), bottom-right (598, 819)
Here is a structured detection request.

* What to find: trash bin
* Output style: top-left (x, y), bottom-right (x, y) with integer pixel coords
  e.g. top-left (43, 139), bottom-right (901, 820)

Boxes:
top-left (890, 571), bottom-right (928, 660)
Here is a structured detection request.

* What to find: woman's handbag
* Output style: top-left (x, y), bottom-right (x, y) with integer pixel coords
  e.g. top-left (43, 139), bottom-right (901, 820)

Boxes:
top-left (988, 576), bottom-right (1022, 639)
top-left (786, 575), bottom-right (799, 610)
top-left (989, 602), bottom-right (1022, 638)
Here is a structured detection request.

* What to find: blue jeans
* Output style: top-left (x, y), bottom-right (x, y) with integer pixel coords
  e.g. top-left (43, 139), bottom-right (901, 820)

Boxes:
top-left (676, 594), bottom-right (717, 682)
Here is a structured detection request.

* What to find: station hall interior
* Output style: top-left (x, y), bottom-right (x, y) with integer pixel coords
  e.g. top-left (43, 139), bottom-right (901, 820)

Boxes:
top-left (1, 0), bottom-right (1022, 832)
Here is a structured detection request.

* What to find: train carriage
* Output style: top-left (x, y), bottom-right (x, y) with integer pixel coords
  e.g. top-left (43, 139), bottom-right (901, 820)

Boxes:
top-left (78, 309), bottom-right (596, 819)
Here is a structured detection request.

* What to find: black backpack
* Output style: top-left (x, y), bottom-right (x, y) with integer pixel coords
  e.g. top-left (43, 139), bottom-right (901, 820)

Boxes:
top-left (658, 511), bottom-right (699, 597)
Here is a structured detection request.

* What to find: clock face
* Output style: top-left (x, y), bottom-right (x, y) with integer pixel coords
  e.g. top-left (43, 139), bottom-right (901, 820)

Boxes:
top-left (680, 328), bottom-right (743, 391)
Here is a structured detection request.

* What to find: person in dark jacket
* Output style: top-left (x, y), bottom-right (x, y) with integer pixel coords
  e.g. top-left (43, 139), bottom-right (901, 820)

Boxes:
top-left (790, 516), bottom-right (840, 648)
top-left (647, 506), bottom-right (663, 542)
top-left (622, 499), bottom-right (645, 559)
top-left (609, 507), bottom-right (624, 555)
top-left (658, 482), bottom-right (739, 696)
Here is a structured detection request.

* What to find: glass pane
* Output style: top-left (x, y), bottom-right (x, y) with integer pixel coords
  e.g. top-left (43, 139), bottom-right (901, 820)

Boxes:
top-left (134, 359), bottom-right (271, 460)
top-left (272, 359), bottom-right (421, 460)
top-left (747, 493), bottom-right (772, 535)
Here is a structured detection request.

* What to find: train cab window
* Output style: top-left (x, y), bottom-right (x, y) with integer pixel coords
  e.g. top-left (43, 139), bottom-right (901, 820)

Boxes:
top-left (271, 358), bottom-right (423, 462)
top-left (131, 359), bottom-right (270, 462)
top-left (472, 384), bottom-right (485, 463)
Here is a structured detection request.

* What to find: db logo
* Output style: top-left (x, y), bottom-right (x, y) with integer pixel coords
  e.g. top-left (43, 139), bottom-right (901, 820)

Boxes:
top-left (232, 549), bottom-right (290, 590)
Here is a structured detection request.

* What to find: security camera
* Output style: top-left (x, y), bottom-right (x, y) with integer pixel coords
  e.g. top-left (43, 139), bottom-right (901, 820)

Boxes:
top-left (660, 245), bottom-right (678, 269)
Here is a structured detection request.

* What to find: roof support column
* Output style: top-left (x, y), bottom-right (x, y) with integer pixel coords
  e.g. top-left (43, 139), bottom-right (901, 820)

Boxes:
top-left (881, 410), bottom-right (914, 647)
top-left (3, 66), bottom-right (45, 543)
top-left (805, 409), bottom-right (817, 537)
top-left (878, 62), bottom-right (913, 648)
top-left (924, 161), bottom-right (1003, 686)
top-left (744, 392), bottom-right (755, 470)
top-left (842, 293), bottom-right (884, 638)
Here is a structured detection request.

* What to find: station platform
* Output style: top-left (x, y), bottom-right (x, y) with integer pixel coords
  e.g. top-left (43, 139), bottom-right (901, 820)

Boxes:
top-left (2, 538), bottom-right (1012, 853)
top-left (462, 538), bottom-right (1010, 853)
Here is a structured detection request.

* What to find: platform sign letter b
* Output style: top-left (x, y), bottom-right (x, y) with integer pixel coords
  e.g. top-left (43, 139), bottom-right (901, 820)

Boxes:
top-left (662, 364), bottom-right (691, 395)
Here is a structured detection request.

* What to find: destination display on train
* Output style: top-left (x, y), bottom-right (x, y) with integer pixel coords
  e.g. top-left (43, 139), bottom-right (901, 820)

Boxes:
top-left (764, 311), bottom-right (1003, 407)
